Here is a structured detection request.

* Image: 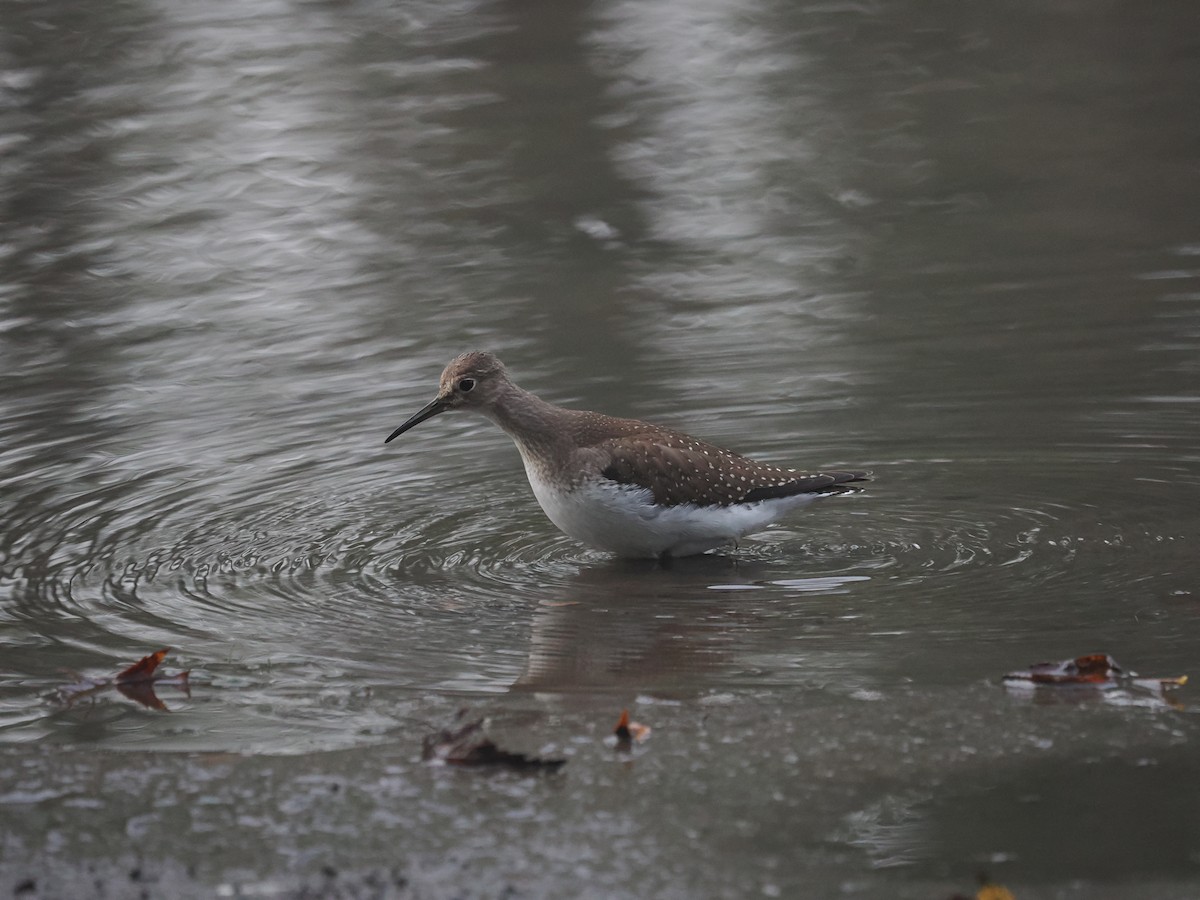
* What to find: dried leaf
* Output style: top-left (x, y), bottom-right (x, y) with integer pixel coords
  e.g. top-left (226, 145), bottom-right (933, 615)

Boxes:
top-left (613, 709), bottom-right (651, 750)
top-left (422, 717), bottom-right (565, 771)
top-left (1002, 654), bottom-right (1185, 689)
top-left (56, 648), bottom-right (191, 711)
top-left (115, 648), bottom-right (170, 683)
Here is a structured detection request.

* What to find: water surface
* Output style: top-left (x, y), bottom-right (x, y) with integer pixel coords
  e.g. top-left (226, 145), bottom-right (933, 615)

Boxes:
top-left (2, 0), bottom-right (1199, 897)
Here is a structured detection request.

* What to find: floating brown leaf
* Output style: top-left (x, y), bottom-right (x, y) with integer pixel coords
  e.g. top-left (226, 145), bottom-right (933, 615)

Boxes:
top-left (115, 648), bottom-right (171, 683)
top-left (1002, 653), bottom-right (1186, 689)
top-left (1008, 653), bottom-right (1122, 684)
top-left (421, 717), bottom-right (565, 771)
top-left (56, 648), bottom-right (191, 711)
top-left (613, 709), bottom-right (651, 750)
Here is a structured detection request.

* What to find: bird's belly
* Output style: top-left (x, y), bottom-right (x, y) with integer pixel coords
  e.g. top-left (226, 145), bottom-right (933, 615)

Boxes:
top-left (523, 467), bottom-right (818, 558)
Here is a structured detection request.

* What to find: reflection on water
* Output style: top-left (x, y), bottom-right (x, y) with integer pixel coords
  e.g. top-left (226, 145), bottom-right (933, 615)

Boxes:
top-left (2, 0), bottom-right (1200, 894)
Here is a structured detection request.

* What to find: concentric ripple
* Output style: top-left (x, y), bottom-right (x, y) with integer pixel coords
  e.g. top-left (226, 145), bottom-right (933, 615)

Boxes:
top-left (2, 447), bottom-right (1196, 750)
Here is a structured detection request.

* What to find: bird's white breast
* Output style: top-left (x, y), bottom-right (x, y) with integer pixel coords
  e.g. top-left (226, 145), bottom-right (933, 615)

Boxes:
top-left (520, 457), bottom-right (821, 558)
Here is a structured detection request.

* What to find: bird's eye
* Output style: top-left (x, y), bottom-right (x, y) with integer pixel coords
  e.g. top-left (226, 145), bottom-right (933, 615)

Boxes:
top-left (458, 377), bottom-right (476, 393)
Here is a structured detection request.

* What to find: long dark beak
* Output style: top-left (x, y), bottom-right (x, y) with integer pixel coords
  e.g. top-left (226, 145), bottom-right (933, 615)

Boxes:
top-left (384, 398), bottom-right (448, 443)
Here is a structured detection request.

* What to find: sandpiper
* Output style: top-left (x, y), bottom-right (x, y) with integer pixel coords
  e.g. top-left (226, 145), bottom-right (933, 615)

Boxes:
top-left (386, 351), bottom-right (869, 558)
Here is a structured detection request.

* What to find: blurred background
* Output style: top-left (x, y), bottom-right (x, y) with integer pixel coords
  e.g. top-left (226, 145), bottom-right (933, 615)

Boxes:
top-left (2, 0), bottom-right (1199, 897)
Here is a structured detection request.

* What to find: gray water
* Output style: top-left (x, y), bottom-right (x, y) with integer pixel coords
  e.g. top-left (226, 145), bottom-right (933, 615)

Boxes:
top-left (2, 0), bottom-right (1199, 897)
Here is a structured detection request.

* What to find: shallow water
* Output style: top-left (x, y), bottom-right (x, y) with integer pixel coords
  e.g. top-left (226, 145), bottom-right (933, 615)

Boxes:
top-left (2, 0), bottom-right (1199, 896)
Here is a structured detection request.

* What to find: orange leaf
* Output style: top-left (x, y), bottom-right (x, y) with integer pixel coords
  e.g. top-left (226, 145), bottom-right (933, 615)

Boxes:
top-left (116, 648), bottom-right (170, 684)
top-left (57, 648), bottom-right (190, 711)
top-left (613, 709), bottom-right (651, 747)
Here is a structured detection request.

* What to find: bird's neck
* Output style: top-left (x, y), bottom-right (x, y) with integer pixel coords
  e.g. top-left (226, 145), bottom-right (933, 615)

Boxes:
top-left (483, 383), bottom-right (573, 458)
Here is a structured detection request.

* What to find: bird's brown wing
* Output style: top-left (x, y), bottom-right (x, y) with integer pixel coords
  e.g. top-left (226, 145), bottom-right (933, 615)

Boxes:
top-left (590, 433), bottom-right (868, 508)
